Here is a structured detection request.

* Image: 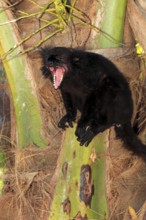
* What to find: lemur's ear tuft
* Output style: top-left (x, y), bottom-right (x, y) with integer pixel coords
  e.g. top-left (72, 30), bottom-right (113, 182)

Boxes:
top-left (39, 46), bottom-right (50, 56)
top-left (39, 45), bottom-right (55, 57)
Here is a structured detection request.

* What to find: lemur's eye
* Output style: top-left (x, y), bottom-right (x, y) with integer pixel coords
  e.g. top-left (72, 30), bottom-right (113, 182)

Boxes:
top-left (73, 57), bottom-right (80, 62)
top-left (47, 55), bottom-right (56, 61)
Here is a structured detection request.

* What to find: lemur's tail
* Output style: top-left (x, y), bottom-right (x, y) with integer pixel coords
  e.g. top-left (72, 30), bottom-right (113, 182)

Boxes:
top-left (115, 122), bottom-right (146, 160)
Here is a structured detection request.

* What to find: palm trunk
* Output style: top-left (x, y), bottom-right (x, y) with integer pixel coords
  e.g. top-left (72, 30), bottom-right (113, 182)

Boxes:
top-left (49, 128), bottom-right (108, 219)
top-left (48, 1), bottom-right (127, 219)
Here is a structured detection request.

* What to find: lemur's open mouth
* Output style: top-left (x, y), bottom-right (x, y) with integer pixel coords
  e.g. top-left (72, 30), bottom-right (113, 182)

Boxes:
top-left (49, 66), bottom-right (67, 89)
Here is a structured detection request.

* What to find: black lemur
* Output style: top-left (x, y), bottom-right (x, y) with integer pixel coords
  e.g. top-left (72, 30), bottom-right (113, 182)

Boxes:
top-left (41, 46), bottom-right (146, 158)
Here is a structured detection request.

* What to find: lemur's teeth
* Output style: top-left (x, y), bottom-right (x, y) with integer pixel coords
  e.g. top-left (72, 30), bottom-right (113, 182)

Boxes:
top-left (53, 74), bottom-right (56, 87)
top-left (53, 71), bottom-right (64, 89)
top-left (60, 75), bottom-right (63, 83)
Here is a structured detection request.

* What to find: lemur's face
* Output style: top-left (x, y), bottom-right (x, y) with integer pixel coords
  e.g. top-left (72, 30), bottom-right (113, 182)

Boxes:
top-left (41, 47), bottom-right (71, 89)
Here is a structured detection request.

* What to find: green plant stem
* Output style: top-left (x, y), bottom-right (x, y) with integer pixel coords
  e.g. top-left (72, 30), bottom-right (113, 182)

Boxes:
top-left (0, 2), bottom-right (47, 148)
top-left (49, 127), bottom-right (108, 220)
top-left (98, 0), bottom-right (127, 48)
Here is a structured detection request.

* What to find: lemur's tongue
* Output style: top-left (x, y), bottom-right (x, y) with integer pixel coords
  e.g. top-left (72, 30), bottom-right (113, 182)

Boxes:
top-left (49, 67), bottom-right (65, 89)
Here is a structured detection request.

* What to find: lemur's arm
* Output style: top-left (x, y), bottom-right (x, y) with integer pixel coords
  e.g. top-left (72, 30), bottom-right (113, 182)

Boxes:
top-left (58, 90), bottom-right (77, 129)
top-left (75, 92), bottom-right (109, 146)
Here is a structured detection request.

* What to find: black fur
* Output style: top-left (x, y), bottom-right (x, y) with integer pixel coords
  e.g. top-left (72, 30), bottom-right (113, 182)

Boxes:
top-left (40, 47), bottom-right (146, 159)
